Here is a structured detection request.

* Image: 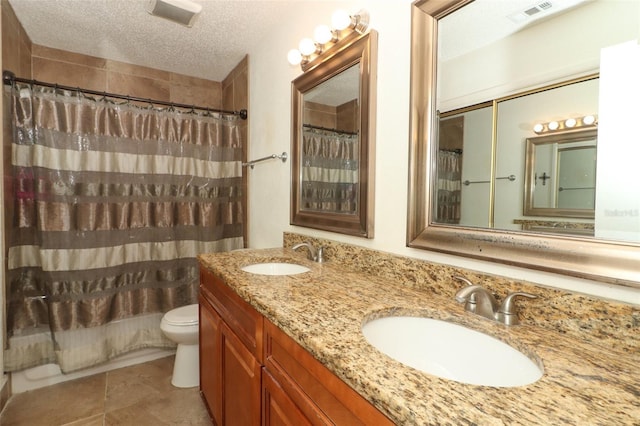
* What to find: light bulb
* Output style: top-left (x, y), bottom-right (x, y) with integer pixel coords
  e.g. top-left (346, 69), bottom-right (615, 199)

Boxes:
top-left (548, 121), bottom-right (559, 131)
top-left (533, 123), bottom-right (544, 133)
top-left (314, 25), bottom-right (333, 45)
top-left (287, 49), bottom-right (302, 65)
top-left (332, 9), bottom-right (351, 31)
top-left (583, 115), bottom-right (596, 125)
top-left (565, 118), bottom-right (577, 128)
top-left (298, 38), bottom-right (316, 56)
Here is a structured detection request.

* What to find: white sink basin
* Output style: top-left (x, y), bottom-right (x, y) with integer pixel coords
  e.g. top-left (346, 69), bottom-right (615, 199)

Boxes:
top-left (362, 316), bottom-right (543, 387)
top-left (241, 262), bottom-right (310, 276)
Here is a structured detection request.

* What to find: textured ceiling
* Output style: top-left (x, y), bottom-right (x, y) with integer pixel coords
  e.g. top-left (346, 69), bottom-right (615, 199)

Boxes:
top-left (8, 0), bottom-right (303, 81)
top-left (8, 0), bottom-right (590, 83)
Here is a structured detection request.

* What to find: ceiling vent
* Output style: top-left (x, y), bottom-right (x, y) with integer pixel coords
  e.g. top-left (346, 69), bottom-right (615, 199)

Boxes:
top-left (146, 0), bottom-right (202, 27)
top-left (508, 1), bottom-right (555, 23)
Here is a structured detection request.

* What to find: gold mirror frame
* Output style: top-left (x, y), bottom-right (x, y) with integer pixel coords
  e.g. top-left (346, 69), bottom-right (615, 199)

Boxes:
top-left (291, 31), bottom-right (377, 238)
top-left (524, 128), bottom-right (597, 219)
top-left (407, 0), bottom-right (640, 288)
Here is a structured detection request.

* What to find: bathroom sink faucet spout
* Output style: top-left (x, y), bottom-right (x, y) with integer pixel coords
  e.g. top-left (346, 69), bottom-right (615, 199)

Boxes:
top-left (292, 242), bottom-right (325, 263)
top-left (454, 276), bottom-right (538, 325)
top-left (455, 285), bottom-right (499, 321)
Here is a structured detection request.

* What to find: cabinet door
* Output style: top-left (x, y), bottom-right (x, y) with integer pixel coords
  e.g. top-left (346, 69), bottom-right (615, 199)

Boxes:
top-left (263, 369), bottom-right (313, 426)
top-left (199, 295), bottom-right (222, 425)
top-left (221, 321), bottom-right (261, 426)
top-left (264, 319), bottom-right (393, 426)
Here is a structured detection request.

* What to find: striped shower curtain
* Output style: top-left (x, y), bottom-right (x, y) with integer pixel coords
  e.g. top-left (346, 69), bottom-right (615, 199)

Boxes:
top-left (301, 128), bottom-right (358, 213)
top-left (5, 83), bottom-right (244, 372)
top-left (436, 150), bottom-right (462, 224)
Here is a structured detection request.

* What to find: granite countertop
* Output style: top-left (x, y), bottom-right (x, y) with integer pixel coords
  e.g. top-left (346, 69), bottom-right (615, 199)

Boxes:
top-left (198, 248), bottom-right (640, 425)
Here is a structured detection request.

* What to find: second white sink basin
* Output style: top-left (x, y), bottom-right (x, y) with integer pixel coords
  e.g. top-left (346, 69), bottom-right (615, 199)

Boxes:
top-left (241, 262), bottom-right (310, 276)
top-left (362, 316), bottom-right (543, 387)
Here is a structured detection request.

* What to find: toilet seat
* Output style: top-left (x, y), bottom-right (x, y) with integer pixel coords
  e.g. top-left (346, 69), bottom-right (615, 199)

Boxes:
top-left (163, 304), bottom-right (199, 326)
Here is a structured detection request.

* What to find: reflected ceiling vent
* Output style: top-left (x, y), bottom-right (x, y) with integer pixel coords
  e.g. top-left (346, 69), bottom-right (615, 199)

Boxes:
top-left (146, 0), bottom-right (202, 27)
top-left (508, 1), bottom-right (555, 23)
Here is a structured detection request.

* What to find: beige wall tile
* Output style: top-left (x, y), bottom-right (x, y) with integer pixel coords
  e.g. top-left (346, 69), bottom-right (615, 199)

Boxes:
top-left (107, 71), bottom-right (170, 102)
top-left (170, 77), bottom-right (222, 109)
top-left (304, 101), bottom-right (337, 129)
top-left (222, 55), bottom-right (248, 112)
top-left (32, 56), bottom-right (107, 91)
top-left (108, 59), bottom-right (170, 81)
top-left (222, 83), bottom-right (233, 111)
top-left (32, 45), bottom-right (106, 69)
top-left (2, 0), bottom-right (31, 78)
top-left (233, 67), bottom-right (248, 111)
top-left (337, 99), bottom-right (358, 133)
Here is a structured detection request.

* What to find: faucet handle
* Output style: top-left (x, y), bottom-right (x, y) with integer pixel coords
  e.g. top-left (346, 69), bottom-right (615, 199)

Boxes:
top-left (315, 246), bottom-right (325, 263)
top-left (453, 276), bottom-right (477, 313)
top-left (496, 292), bottom-right (537, 325)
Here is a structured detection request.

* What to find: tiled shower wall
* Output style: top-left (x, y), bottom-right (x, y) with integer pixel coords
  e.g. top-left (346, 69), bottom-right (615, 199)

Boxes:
top-left (304, 99), bottom-right (359, 133)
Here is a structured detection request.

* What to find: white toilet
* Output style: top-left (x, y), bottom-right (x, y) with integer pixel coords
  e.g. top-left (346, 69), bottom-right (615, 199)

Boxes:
top-left (160, 303), bottom-right (200, 388)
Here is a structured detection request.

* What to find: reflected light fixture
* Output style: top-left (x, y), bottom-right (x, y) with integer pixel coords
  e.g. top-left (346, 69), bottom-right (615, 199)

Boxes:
top-left (287, 9), bottom-right (370, 69)
top-left (146, 0), bottom-right (202, 27)
top-left (533, 115), bottom-right (598, 134)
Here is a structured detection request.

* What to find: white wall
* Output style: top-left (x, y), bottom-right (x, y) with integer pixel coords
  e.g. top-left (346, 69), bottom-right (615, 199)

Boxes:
top-left (248, 1), bottom-right (640, 304)
top-left (596, 40), bottom-right (640, 242)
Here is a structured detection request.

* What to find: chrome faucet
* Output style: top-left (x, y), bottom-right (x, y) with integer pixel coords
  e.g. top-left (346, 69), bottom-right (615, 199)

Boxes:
top-left (454, 276), bottom-right (537, 325)
top-left (292, 241), bottom-right (324, 263)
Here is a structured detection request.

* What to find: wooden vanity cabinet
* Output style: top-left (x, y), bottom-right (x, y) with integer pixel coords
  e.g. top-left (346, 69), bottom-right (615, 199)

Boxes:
top-left (199, 265), bottom-right (393, 426)
top-left (263, 319), bottom-right (394, 426)
top-left (199, 267), bottom-right (263, 426)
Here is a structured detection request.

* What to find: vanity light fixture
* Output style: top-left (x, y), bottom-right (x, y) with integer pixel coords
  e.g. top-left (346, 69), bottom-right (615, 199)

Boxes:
top-left (533, 114), bottom-right (598, 134)
top-left (287, 9), bottom-right (370, 70)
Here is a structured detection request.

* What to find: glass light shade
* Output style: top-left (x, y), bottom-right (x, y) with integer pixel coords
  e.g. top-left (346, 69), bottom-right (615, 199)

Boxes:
top-left (332, 9), bottom-right (351, 30)
top-left (565, 118), bottom-right (577, 128)
top-left (314, 25), bottom-right (333, 44)
top-left (583, 115), bottom-right (596, 125)
top-left (287, 49), bottom-right (302, 65)
top-left (548, 121), bottom-right (559, 130)
top-left (533, 123), bottom-right (544, 133)
top-left (298, 38), bottom-right (316, 56)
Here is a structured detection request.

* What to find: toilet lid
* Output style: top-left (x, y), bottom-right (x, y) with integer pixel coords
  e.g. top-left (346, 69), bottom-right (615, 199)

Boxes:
top-left (164, 304), bottom-right (199, 326)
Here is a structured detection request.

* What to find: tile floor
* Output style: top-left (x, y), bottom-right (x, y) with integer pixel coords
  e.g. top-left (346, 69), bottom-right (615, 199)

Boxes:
top-left (0, 356), bottom-right (212, 425)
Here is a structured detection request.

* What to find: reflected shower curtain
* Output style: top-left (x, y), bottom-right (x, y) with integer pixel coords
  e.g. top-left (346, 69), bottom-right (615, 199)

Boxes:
top-left (5, 84), bottom-right (244, 372)
top-left (301, 128), bottom-right (358, 213)
top-left (436, 150), bottom-right (462, 224)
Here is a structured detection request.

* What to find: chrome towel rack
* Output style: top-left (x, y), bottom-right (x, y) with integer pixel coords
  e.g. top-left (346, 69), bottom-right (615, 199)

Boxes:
top-left (242, 152), bottom-right (288, 169)
top-left (463, 175), bottom-right (516, 186)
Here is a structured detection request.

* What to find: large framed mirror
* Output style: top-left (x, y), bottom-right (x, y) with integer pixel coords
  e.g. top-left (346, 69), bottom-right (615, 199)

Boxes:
top-left (408, 0), bottom-right (640, 287)
top-left (523, 128), bottom-right (597, 221)
top-left (291, 30), bottom-right (377, 238)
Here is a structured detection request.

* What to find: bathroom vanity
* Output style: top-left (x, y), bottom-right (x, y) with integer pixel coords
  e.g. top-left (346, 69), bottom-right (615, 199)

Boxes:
top-left (198, 261), bottom-right (392, 425)
top-left (197, 241), bottom-right (639, 425)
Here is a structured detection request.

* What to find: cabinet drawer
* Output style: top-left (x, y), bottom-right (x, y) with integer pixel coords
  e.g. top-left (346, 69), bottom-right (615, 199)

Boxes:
top-left (200, 265), bottom-right (263, 362)
top-left (263, 319), bottom-right (393, 426)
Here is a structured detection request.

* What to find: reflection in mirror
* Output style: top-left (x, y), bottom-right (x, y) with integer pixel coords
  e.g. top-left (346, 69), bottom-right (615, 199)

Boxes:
top-left (300, 65), bottom-right (359, 214)
top-left (438, 104), bottom-right (493, 227)
top-left (408, 0), bottom-right (640, 287)
top-left (291, 31), bottom-right (377, 238)
top-left (524, 128), bottom-right (597, 222)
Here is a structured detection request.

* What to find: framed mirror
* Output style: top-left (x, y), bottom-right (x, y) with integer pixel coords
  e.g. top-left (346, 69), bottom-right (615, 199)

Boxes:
top-left (524, 128), bottom-right (597, 220)
top-left (291, 30), bottom-right (377, 238)
top-left (408, 0), bottom-right (640, 287)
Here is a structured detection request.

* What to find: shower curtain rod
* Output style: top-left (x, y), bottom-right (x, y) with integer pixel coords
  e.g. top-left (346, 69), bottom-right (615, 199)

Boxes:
top-left (2, 70), bottom-right (248, 120)
top-left (303, 123), bottom-right (358, 136)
